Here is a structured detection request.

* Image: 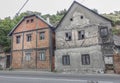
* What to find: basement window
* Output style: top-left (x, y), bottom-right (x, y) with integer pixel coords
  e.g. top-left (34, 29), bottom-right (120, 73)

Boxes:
top-left (65, 32), bottom-right (72, 41)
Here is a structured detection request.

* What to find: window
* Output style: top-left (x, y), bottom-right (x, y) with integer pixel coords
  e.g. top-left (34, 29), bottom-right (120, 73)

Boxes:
top-left (40, 32), bottom-right (45, 40)
top-left (26, 20), bottom-right (29, 23)
top-left (70, 18), bottom-right (73, 21)
top-left (26, 34), bottom-right (32, 42)
top-left (25, 53), bottom-right (31, 61)
top-left (80, 16), bottom-right (84, 19)
top-left (62, 55), bottom-right (70, 65)
top-left (82, 54), bottom-right (90, 65)
top-left (65, 32), bottom-right (72, 41)
top-left (31, 19), bottom-right (34, 23)
top-left (16, 36), bottom-right (21, 44)
top-left (39, 50), bottom-right (46, 61)
top-left (78, 30), bottom-right (85, 40)
top-left (100, 27), bottom-right (108, 37)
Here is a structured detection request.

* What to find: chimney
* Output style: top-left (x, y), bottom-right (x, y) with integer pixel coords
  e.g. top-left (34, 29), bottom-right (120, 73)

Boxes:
top-left (46, 17), bottom-right (50, 24)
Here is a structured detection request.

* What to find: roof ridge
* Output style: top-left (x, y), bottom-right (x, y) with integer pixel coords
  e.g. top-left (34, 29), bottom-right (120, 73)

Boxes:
top-left (8, 14), bottom-right (53, 36)
top-left (55, 1), bottom-right (113, 30)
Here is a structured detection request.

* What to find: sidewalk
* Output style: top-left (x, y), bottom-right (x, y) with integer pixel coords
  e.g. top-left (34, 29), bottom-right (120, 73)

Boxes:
top-left (0, 70), bottom-right (119, 77)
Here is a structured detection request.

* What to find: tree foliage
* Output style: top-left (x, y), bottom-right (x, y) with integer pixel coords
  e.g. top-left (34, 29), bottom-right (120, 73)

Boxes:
top-left (1, 9), bottom-right (120, 53)
top-left (0, 10), bottom-right (66, 53)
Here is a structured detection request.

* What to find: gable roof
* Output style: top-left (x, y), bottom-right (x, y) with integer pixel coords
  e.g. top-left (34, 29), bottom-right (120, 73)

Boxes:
top-left (56, 1), bottom-right (113, 30)
top-left (8, 14), bottom-right (53, 36)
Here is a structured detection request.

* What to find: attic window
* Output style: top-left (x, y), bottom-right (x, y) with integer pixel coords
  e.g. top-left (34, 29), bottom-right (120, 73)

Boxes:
top-left (26, 20), bottom-right (29, 23)
top-left (81, 16), bottom-right (84, 19)
top-left (31, 19), bottom-right (34, 22)
top-left (70, 18), bottom-right (73, 21)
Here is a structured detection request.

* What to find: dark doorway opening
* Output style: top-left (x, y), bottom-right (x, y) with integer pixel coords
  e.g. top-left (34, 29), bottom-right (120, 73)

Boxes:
top-left (6, 55), bottom-right (10, 68)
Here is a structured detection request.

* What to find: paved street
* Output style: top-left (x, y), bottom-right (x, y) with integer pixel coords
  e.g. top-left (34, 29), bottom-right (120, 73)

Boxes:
top-left (0, 71), bottom-right (119, 83)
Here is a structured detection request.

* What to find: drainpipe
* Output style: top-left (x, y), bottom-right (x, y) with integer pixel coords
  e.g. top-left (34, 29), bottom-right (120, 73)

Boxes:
top-left (10, 35), bottom-right (13, 69)
top-left (35, 17), bottom-right (39, 70)
top-left (49, 28), bottom-right (53, 72)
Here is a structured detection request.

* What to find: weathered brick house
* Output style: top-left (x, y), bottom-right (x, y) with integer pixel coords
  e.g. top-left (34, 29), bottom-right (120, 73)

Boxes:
top-left (9, 14), bottom-right (55, 71)
top-left (55, 1), bottom-right (113, 73)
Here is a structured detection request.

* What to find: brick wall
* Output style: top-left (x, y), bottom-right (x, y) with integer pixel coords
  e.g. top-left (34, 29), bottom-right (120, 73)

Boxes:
top-left (12, 51), bottom-right (22, 69)
top-left (114, 54), bottom-right (120, 74)
top-left (11, 15), bottom-right (54, 70)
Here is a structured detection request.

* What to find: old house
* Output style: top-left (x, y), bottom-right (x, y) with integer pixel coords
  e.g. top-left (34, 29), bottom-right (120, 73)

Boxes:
top-left (55, 1), bottom-right (113, 73)
top-left (9, 14), bottom-right (55, 71)
top-left (113, 35), bottom-right (120, 74)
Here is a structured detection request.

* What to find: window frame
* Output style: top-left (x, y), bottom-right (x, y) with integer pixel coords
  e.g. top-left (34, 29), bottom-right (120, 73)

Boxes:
top-left (26, 20), bottom-right (29, 23)
top-left (26, 34), bottom-right (32, 42)
top-left (80, 16), bottom-right (84, 19)
top-left (39, 50), bottom-right (46, 61)
top-left (81, 54), bottom-right (90, 65)
top-left (65, 32), bottom-right (72, 41)
top-left (25, 53), bottom-right (31, 61)
top-left (78, 30), bottom-right (85, 40)
top-left (16, 35), bottom-right (21, 44)
top-left (100, 27), bottom-right (108, 38)
top-left (31, 19), bottom-right (34, 23)
top-left (62, 55), bottom-right (70, 65)
top-left (39, 32), bottom-right (45, 40)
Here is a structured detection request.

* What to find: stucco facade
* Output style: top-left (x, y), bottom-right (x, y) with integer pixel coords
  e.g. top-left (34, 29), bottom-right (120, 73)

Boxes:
top-left (55, 1), bottom-right (113, 73)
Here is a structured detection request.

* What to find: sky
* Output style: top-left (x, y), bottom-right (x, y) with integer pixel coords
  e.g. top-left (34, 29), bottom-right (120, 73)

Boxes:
top-left (0, 0), bottom-right (120, 19)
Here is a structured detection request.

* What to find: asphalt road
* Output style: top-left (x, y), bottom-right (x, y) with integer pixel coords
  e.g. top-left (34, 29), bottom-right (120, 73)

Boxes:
top-left (0, 71), bottom-right (119, 83)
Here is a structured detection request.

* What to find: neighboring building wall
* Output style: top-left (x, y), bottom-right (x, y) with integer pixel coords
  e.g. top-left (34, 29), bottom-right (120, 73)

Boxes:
top-left (114, 53), bottom-right (120, 74)
top-left (113, 35), bottom-right (120, 74)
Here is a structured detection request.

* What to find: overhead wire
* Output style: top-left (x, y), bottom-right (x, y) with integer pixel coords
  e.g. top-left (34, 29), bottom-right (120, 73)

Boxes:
top-left (15, 0), bottom-right (29, 16)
